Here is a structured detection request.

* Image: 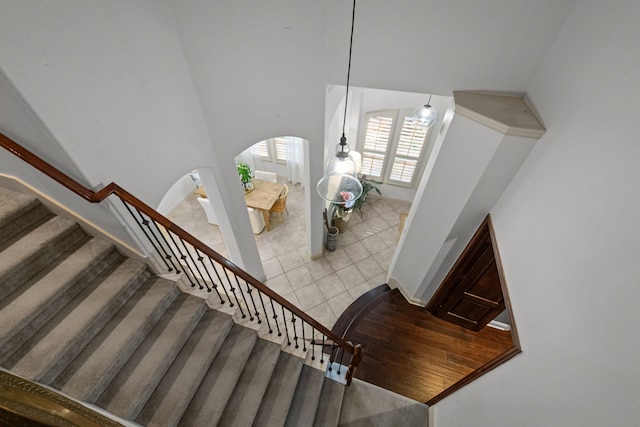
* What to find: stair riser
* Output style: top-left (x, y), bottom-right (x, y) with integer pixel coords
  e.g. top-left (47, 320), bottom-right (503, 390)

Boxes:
top-left (136, 311), bottom-right (234, 427)
top-left (97, 296), bottom-right (208, 420)
top-left (0, 204), bottom-right (51, 249)
top-left (0, 224), bottom-right (87, 299)
top-left (27, 265), bottom-right (153, 384)
top-left (0, 247), bottom-right (121, 363)
top-left (54, 279), bottom-right (181, 402)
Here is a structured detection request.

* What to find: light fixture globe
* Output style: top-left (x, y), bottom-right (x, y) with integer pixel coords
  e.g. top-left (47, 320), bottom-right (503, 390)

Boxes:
top-left (413, 102), bottom-right (437, 128)
top-left (317, 137), bottom-right (363, 205)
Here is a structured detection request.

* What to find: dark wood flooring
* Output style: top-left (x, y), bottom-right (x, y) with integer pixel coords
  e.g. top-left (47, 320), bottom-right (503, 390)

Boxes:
top-left (340, 289), bottom-right (514, 403)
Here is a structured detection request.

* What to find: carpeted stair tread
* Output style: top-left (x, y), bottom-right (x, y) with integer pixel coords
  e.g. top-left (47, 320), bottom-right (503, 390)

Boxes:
top-left (0, 238), bottom-right (119, 363)
top-left (0, 215), bottom-right (86, 299)
top-left (54, 277), bottom-right (180, 402)
top-left (178, 324), bottom-right (258, 427)
top-left (253, 350), bottom-right (305, 427)
top-left (217, 337), bottom-right (283, 426)
top-left (0, 187), bottom-right (51, 248)
top-left (96, 293), bottom-right (207, 420)
top-left (284, 364), bottom-right (327, 427)
top-left (313, 377), bottom-right (346, 427)
top-left (136, 309), bottom-right (235, 427)
top-left (6, 258), bottom-right (150, 383)
top-left (337, 378), bottom-right (430, 427)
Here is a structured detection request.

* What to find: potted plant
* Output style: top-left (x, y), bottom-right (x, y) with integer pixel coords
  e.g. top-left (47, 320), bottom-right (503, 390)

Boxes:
top-left (332, 176), bottom-right (383, 232)
top-left (353, 175), bottom-right (382, 215)
top-left (333, 191), bottom-right (356, 233)
top-left (237, 162), bottom-right (253, 191)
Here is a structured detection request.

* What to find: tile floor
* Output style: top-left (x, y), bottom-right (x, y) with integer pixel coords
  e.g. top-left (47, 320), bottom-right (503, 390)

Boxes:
top-left (167, 180), bottom-right (411, 330)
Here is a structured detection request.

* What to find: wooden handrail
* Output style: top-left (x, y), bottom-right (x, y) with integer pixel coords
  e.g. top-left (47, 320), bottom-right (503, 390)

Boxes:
top-left (0, 132), bottom-right (357, 359)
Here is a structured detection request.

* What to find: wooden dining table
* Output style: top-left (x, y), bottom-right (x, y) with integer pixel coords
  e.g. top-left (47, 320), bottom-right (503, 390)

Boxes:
top-left (244, 180), bottom-right (283, 231)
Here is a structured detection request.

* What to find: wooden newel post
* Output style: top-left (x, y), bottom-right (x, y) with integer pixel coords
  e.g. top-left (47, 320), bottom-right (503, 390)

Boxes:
top-left (345, 343), bottom-right (364, 385)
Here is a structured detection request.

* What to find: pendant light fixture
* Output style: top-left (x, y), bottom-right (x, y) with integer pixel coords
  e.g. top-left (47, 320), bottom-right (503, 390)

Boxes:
top-left (413, 94), bottom-right (438, 128)
top-left (316, 0), bottom-right (363, 207)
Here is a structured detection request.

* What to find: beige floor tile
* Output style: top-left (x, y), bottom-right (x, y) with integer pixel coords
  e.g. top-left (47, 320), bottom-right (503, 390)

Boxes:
top-left (265, 273), bottom-right (293, 296)
top-left (345, 241), bottom-right (370, 263)
top-left (263, 257), bottom-right (284, 280)
top-left (278, 249), bottom-right (305, 272)
top-left (335, 264), bottom-right (366, 289)
top-left (294, 283), bottom-right (326, 311)
top-left (286, 265), bottom-right (315, 290)
top-left (347, 282), bottom-right (372, 299)
top-left (306, 257), bottom-right (335, 281)
top-left (356, 257), bottom-right (384, 280)
top-left (325, 248), bottom-right (353, 271)
top-left (316, 273), bottom-right (347, 300)
top-left (327, 291), bottom-right (357, 319)
top-left (167, 181), bottom-right (410, 330)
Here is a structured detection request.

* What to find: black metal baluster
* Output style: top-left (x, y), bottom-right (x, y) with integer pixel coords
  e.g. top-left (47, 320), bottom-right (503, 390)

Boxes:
top-left (269, 299), bottom-right (281, 336)
top-left (320, 334), bottom-right (325, 364)
top-left (291, 314), bottom-right (299, 349)
top-left (166, 233), bottom-right (199, 288)
top-left (208, 260), bottom-right (232, 306)
top-left (136, 208), bottom-right (176, 272)
top-left (337, 347), bottom-right (346, 376)
top-left (194, 249), bottom-right (227, 303)
top-left (121, 201), bottom-right (174, 272)
top-left (328, 342), bottom-right (337, 372)
top-left (257, 292), bottom-right (272, 333)
top-left (243, 280), bottom-right (261, 324)
top-left (233, 274), bottom-right (253, 321)
top-left (310, 327), bottom-right (316, 360)
top-left (149, 220), bottom-right (181, 273)
top-left (302, 320), bottom-right (307, 352)
top-left (178, 238), bottom-right (207, 290)
top-left (223, 268), bottom-right (245, 318)
top-left (154, 226), bottom-right (182, 274)
top-left (281, 306), bottom-right (291, 345)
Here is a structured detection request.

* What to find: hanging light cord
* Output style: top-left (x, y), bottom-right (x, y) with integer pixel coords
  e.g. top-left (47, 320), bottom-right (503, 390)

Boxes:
top-left (341, 0), bottom-right (356, 147)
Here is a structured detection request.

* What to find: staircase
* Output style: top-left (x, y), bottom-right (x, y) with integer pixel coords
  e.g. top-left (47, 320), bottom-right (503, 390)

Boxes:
top-left (0, 185), bottom-right (362, 426)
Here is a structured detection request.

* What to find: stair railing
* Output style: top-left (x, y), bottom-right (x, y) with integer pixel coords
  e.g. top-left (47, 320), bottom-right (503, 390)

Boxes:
top-left (1, 133), bottom-right (363, 385)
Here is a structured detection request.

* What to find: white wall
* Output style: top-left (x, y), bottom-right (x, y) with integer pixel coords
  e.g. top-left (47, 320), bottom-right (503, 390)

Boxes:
top-left (0, 0), bottom-right (215, 207)
top-left (435, 1), bottom-right (640, 425)
top-left (157, 173), bottom-right (196, 215)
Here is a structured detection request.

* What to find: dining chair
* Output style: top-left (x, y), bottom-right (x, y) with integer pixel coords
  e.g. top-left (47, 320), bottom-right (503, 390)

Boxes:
top-left (269, 183), bottom-right (289, 224)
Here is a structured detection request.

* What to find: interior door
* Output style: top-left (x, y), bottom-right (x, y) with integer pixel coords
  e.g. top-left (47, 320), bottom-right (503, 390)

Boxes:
top-left (427, 216), bottom-right (506, 332)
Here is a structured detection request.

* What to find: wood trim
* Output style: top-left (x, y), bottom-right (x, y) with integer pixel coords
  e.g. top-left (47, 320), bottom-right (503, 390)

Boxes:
top-left (423, 214), bottom-right (522, 404)
top-left (0, 369), bottom-right (123, 427)
top-left (487, 215), bottom-right (521, 351)
top-left (0, 132), bottom-right (356, 356)
top-left (425, 345), bottom-right (522, 406)
top-left (332, 284), bottom-right (391, 338)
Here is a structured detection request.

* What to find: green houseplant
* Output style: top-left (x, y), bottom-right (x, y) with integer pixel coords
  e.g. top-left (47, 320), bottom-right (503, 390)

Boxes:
top-left (333, 175), bottom-right (382, 232)
top-left (353, 175), bottom-right (382, 215)
top-left (236, 162), bottom-right (253, 190)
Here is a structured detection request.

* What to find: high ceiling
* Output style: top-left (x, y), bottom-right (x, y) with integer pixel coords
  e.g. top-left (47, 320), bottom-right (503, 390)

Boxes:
top-left (324, 0), bottom-right (578, 96)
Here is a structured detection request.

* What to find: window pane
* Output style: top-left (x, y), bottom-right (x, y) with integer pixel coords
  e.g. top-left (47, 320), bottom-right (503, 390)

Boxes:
top-left (389, 158), bottom-right (418, 183)
top-left (274, 137), bottom-right (287, 163)
top-left (364, 115), bottom-right (393, 153)
top-left (361, 152), bottom-right (385, 178)
top-left (252, 140), bottom-right (271, 160)
top-left (396, 117), bottom-right (429, 158)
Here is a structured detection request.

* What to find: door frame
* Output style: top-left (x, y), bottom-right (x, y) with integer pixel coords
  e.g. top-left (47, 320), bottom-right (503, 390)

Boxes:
top-left (425, 214), bottom-right (522, 405)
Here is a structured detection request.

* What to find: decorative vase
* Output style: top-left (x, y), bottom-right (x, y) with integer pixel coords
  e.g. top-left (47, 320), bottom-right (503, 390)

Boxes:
top-left (326, 226), bottom-right (339, 251)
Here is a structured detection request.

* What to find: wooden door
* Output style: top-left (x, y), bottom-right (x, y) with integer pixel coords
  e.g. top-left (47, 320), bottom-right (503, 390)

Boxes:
top-left (427, 216), bottom-right (505, 332)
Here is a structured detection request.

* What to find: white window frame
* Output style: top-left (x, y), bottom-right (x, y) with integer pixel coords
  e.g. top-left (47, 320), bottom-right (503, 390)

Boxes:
top-left (251, 139), bottom-right (272, 162)
top-left (358, 108), bottom-right (433, 187)
top-left (251, 138), bottom-right (287, 164)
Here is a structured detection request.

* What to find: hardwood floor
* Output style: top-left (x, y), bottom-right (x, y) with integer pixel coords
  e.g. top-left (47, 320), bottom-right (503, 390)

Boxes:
top-left (341, 289), bottom-right (514, 403)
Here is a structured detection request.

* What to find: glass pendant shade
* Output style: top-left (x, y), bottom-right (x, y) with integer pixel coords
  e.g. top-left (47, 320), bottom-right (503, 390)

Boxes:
top-left (317, 139), bottom-right (363, 207)
top-left (414, 103), bottom-right (438, 128)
